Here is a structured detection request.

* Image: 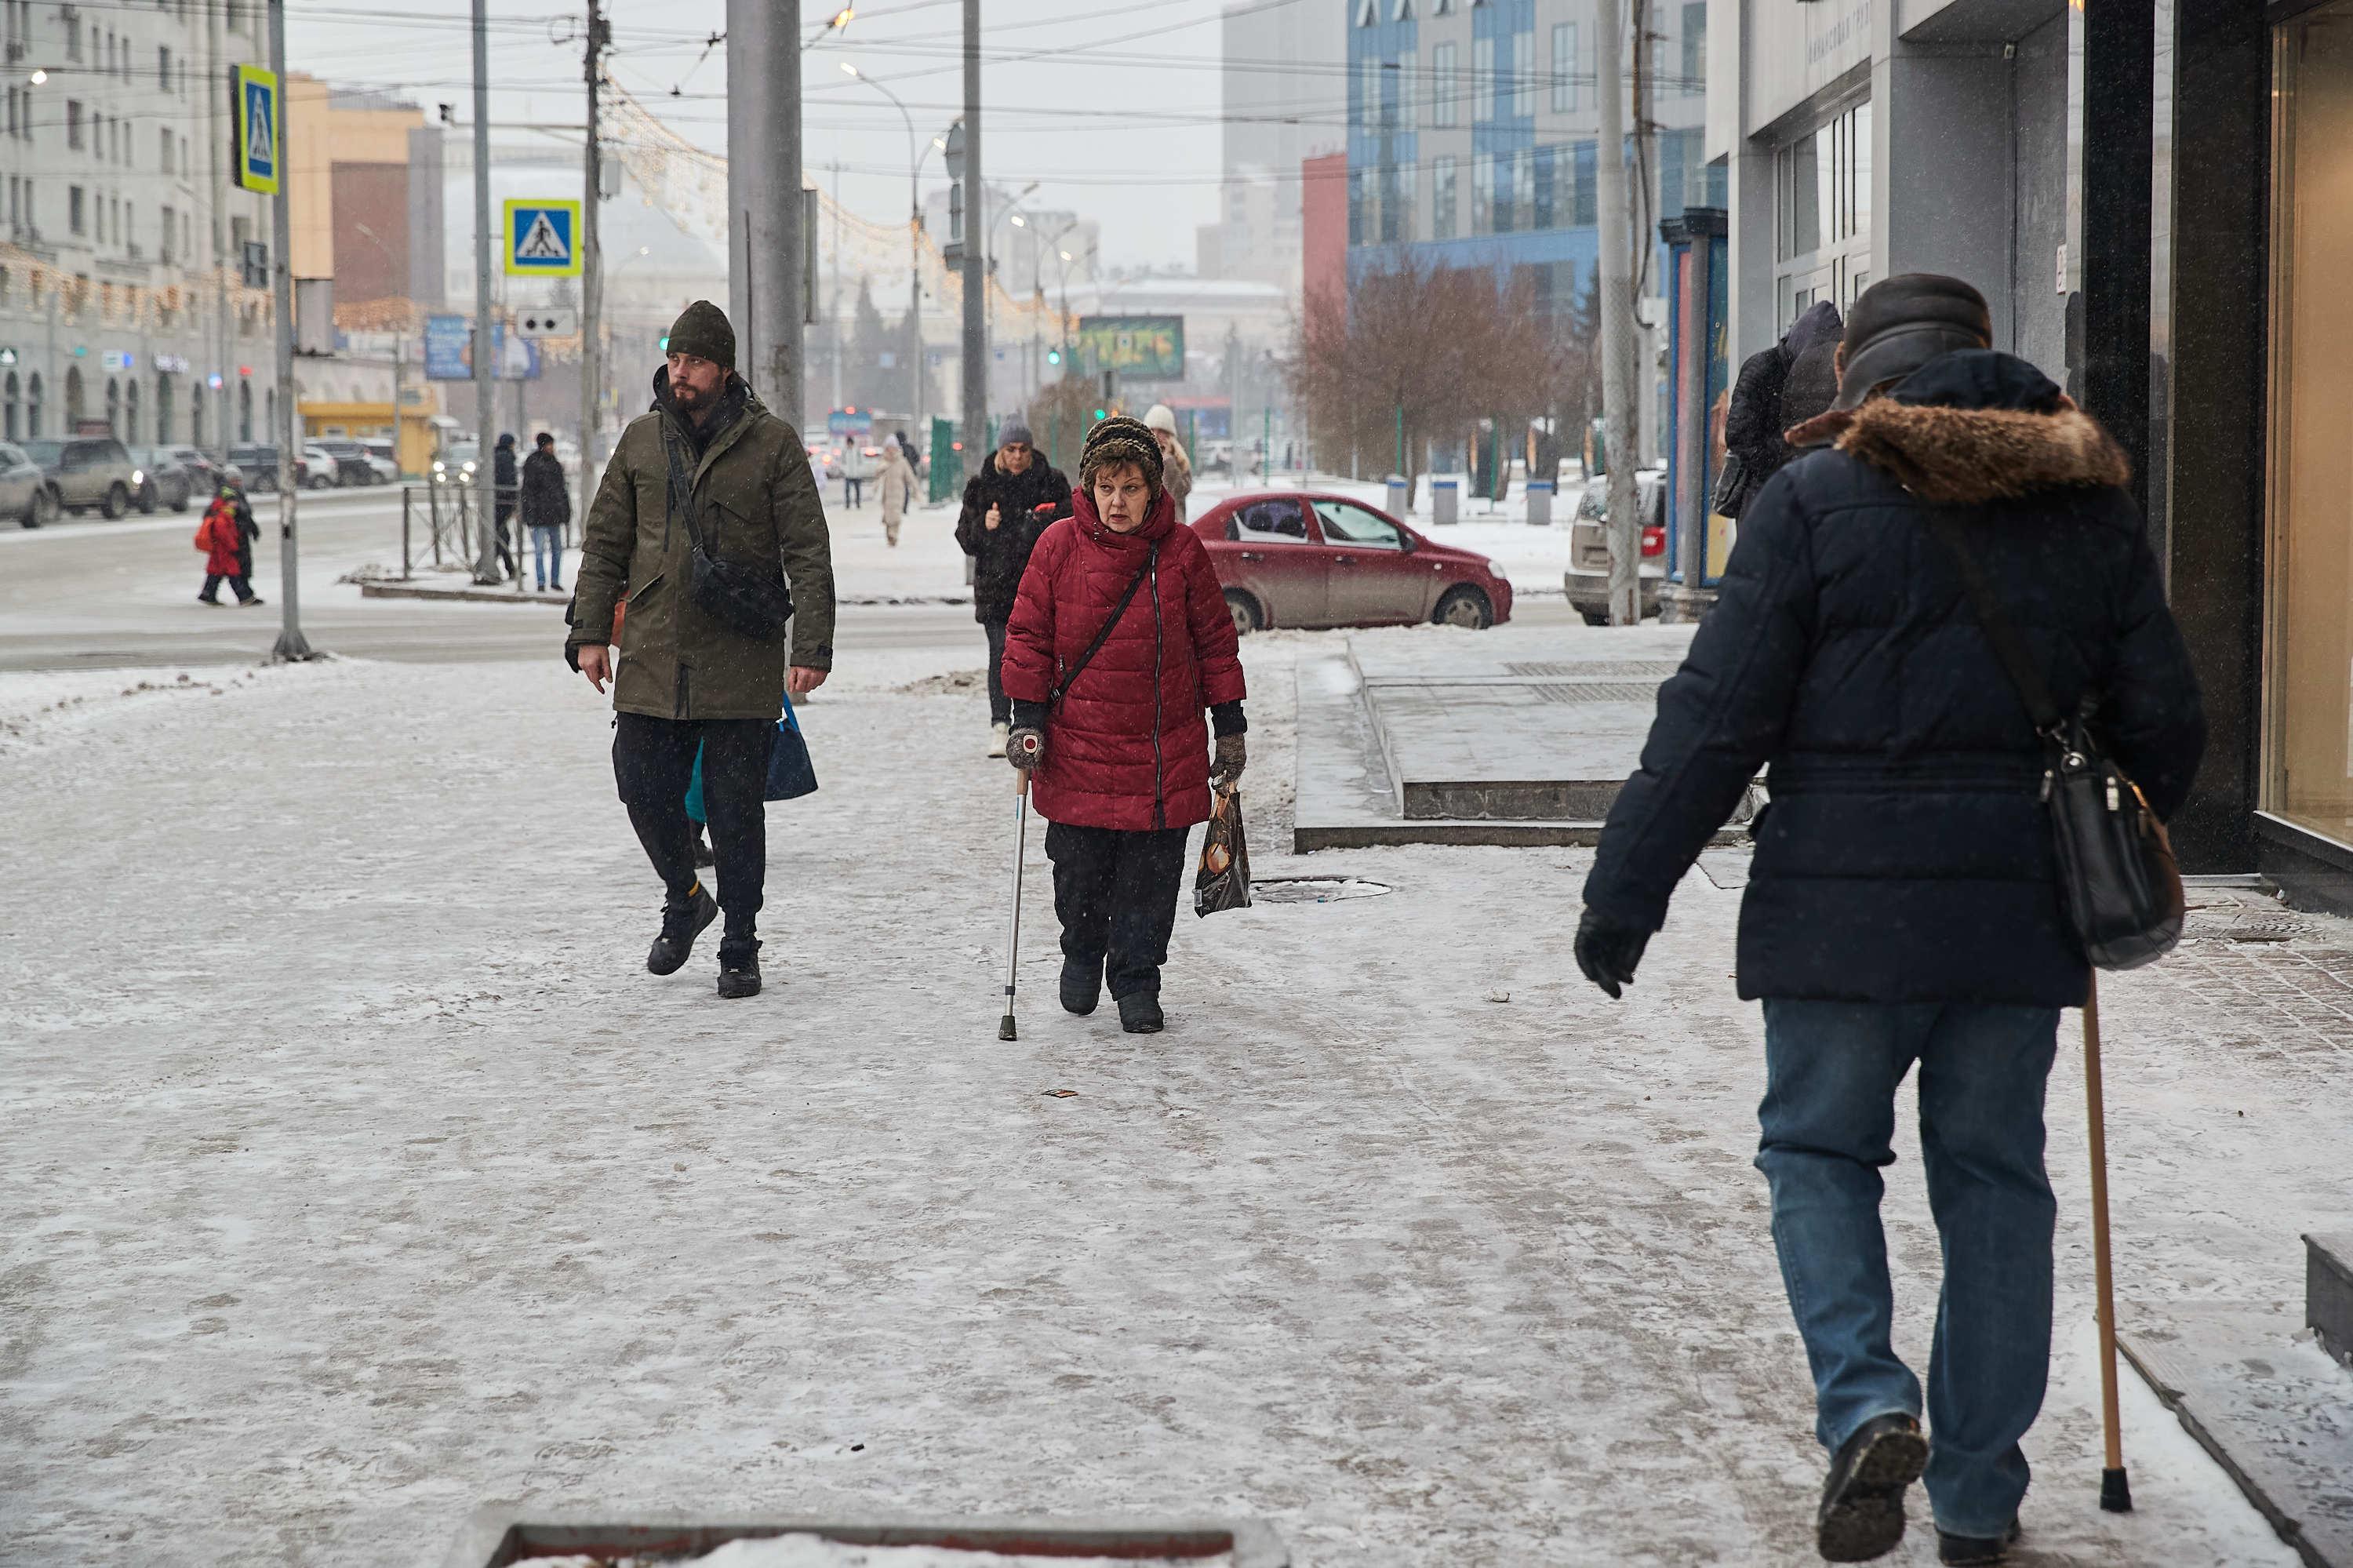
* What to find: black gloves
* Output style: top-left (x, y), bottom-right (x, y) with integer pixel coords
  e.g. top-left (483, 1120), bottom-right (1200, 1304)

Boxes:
top-left (1574, 908), bottom-right (1652, 999)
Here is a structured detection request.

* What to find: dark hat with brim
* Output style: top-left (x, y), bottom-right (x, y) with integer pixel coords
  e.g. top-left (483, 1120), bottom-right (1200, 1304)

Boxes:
top-left (1834, 274), bottom-right (1993, 410)
top-left (667, 299), bottom-right (736, 372)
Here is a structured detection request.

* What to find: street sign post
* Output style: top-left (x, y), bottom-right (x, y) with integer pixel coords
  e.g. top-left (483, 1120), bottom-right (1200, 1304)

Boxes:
top-left (504, 199), bottom-right (583, 277)
top-left (231, 64), bottom-right (280, 195)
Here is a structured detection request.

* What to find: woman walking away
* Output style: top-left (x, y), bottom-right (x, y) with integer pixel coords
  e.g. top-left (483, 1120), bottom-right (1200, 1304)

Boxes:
top-left (1000, 415), bottom-right (1247, 1035)
top-left (1718, 300), bottom-right (1842, 518)
top-left (877, 436), bottom-right (916, 548)
top-left (1144, 404), bottom-right (1194, 521)
top-left (195, 472), bottom-right (263, 606)
top-left (956, 422), bottom-right (1071, 757)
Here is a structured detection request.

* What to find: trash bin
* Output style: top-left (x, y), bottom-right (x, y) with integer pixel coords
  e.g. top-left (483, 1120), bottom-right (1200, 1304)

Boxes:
top-left (1386, 475), bottom-right (1410, 518)
top-left (1431, 478), bottom-right (1459, 526)
top-left (1526, 481), bottom-right (1554, 527)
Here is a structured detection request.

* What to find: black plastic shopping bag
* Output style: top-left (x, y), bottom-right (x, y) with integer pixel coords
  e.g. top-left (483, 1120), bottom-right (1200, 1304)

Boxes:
top-left (764, 688), bottom-right (819, 802)
top-left (1195, 787), bottom-right (1252, 917)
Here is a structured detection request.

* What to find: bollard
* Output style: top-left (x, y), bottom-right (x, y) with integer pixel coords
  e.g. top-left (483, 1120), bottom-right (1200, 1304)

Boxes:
top-left (1386, 475), bottom-right (1410, 518)
top-left (1526, 480), bottom-right (1555, 527)
top-left (1431, 478), bottom-right (1460, 526)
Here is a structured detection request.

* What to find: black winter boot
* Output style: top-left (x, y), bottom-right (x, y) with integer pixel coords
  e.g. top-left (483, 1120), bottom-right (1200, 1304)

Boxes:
top-left (1937, 1520), bottom-right (2020, 1566)
top-left (647, 883), bottom-right (718, 975)
top-left (1060, 958), bottom-right (1104, 1016)
top-left (717, 932), bottom-right (762, 999)
top-left (1817, 1411), bottom-right (1928, 1563)
top-left (1117, 991), bottom-right (1164, 1035)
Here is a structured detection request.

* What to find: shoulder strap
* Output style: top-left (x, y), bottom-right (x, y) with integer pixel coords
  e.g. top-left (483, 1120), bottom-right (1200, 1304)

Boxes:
top-left (1922, 511), bottom-right (2064, 733)
top-left (660, 423), bottom-right (709, 556)
top-left (1050, 541), bottom-right (1158, 708)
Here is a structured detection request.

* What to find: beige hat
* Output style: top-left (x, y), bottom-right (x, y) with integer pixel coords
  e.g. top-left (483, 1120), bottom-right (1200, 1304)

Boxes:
top-left (1144, 403), bottom-right (1179, 435)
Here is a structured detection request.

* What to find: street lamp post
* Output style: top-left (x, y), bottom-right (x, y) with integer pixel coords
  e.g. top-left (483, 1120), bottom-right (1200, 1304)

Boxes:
top-left (842, 62), bottom-right (934, 452)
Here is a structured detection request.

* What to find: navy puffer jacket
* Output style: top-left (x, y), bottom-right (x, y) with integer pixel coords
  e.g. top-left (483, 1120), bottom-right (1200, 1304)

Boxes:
top-left (1583, 351), bottom-right (2206, 1007)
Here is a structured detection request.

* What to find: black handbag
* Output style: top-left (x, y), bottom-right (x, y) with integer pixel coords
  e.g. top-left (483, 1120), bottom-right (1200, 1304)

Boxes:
top-left (1927, 513), bottom-right (2185, 970)
top-left (1711, 449), bottom-right (1751, 518)
top-left (664, 425), bottom-right (794, 640)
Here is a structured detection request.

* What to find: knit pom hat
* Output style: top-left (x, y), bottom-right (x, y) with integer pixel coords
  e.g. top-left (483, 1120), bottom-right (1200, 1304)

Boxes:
top-left (1080, 414), bottom-right (1164, 495)
top-left (666, 299), bottom-right (736, 371)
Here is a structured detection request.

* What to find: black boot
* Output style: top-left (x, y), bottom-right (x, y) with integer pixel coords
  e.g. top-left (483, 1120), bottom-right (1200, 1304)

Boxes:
top-left (1117, 991), bottom-right (1164, 1035)
top-left (1937, 1520), bottom-right (2020, 1566)
top-left (646, 883), bottom-right (718, 976)
top-left (1817, 1411), bottom-right (1928, 1563)
top-left (1060, 958), bottom-right (1103, 1016)
top-left (717, 931), bottom-right (762, 999)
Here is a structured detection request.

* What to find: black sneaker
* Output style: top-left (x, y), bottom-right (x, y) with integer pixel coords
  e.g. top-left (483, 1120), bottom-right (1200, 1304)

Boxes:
top-left (646, 884), bottom-right (718, 975)
top-left (1060, 958), bottom-right (1103, 1016)
top-left (1117, 992), bottom-right (1164, 1034)
top-left (717, 933), bottom-right (761, 999)
top-left (1937, 1520), bottom-right (2020, 1566)
top-left (1817, 1411), bottom-right (1929, 1563)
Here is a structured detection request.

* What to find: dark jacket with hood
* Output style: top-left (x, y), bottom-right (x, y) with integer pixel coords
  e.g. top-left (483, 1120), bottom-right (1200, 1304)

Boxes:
top-left (1720, 300), bottom-right (1842, 517)
top-left (1583, 350), bottom-right (2206, 1007)
top-left (567, 366), bottom-right (835, 721)
top-left (493, 440), bottom-right (519, 512)
top-left (955, 451), bottom-right (1073, 624)
top-left (519, 446), bottom-right (569, 529)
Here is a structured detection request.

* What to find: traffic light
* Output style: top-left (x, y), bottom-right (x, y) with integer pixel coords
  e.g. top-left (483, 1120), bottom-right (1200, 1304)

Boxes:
top-left (1046, 347), bottom-right (1062, 367)
top-left (1092, 408), bottom-right (1106, 420)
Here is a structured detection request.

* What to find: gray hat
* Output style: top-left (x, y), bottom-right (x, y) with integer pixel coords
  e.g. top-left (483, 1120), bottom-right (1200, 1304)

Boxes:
top-left (998, 421), bottom-right (1035, 449)
top-left (1834, 275), bottom-right (1993, 410)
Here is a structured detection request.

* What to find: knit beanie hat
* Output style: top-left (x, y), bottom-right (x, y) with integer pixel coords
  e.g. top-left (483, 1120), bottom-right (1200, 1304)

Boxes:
top-left (1080, 414), bottom-right (1164, 495)
top-left (667, 300), bottom-right (736, 371)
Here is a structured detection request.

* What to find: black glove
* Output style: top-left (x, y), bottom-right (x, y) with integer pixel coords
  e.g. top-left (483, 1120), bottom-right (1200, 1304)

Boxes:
top-left (1006, 726), bottom-right (1046, 771)
top-left (1574, 908), bottom-right (1652, 999)
top-left (1213, 732), bottom-right (1246, 788)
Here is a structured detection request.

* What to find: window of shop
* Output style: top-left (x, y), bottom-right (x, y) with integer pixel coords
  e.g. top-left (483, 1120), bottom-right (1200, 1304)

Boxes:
top-left (1774, 99), bottom-right (1873, 328)
top-left (2265, 0), bottom-right (2353, 842)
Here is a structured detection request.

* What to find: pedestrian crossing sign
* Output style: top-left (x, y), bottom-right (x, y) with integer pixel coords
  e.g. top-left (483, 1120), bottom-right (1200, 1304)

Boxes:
top-left (231, 65), bottom-right (279, 195)
top-left (504, 200), bottom-right (582, 277)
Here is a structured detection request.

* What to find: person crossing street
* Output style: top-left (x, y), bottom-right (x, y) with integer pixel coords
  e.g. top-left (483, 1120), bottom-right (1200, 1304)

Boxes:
top-left (566, 300), bottom-right (835, 999)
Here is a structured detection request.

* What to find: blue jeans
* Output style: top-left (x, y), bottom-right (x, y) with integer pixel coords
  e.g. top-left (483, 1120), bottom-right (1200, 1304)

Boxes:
top-left (1757, 999), bottom-right (2060, 1538)
top-left (529, 525), bottom-right (563, 590)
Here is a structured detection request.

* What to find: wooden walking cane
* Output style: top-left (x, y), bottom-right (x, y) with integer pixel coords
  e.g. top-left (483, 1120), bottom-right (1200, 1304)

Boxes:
top-left (2084, 973), bottom-right (2133, 1512)
top-left (998, 766), bottom-right (1031, 1042)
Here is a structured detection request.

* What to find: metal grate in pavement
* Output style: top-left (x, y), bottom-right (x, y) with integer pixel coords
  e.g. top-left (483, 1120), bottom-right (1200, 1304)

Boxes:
top-left (1527, 682), bottom-right (1667, 704)
top-left (1505, 660), bottom-right (1686, 678)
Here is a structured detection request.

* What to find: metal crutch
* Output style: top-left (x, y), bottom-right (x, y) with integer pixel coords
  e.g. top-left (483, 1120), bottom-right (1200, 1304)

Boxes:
top-left (998, 766), bottom-right (1031, 1041)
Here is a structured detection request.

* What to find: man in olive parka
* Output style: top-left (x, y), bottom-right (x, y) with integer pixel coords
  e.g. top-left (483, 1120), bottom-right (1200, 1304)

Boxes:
top-left (567, 300), bottom-right (835, 999)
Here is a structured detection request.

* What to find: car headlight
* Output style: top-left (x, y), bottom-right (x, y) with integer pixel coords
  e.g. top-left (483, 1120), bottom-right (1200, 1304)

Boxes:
top-left (131, 469), bottom-right (144, 486)
top-left (462, 460), bottom-right (477, 475)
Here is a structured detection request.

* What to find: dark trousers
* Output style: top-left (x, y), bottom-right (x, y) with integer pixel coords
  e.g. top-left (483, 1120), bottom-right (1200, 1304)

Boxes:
top-left (984, 619), bottom-right (1012, 725)
top-left (493, 501), bottom-right (518, 577)
top-left (845, 476), bottom-right (865, 508)
top-left (613, 713), bottom-right (773, 933)
top-left (1046, 821), bottom-right (1191, 1000)
top-left (199, 573), bottom-right (254, 602)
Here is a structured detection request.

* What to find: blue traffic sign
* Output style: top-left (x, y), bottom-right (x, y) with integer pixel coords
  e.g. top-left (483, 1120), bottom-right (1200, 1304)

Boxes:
top-left (504, 200), bottom-right (582, 277)
top-left (232, 65), bottom-right (278, 194)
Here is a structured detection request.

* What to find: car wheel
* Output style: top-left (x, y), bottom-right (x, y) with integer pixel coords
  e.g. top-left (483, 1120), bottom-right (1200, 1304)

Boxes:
top-left (1579, 607), bottom-right (1611, 628)
top-left (1435, 585), bottom-right (1493, 631)
top-left (139, 482), bottom-right (158, 515)
top-left (171, 492), bottom-right (191, 514)
top-left (1225, 589), bottom-right (1264, 637)
top-left (102, 482), bottom-right (131, 520)
top-left (23, 486), bottom-right (58, 528)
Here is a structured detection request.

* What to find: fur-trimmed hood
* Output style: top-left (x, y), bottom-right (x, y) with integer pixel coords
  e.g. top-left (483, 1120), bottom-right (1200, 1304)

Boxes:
top-left (1784, 348), bottom-right (2130, 506)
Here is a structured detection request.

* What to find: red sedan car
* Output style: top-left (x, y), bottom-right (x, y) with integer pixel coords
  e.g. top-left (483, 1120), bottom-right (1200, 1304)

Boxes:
top-left (1192, 491), bottom-right (1515, 635)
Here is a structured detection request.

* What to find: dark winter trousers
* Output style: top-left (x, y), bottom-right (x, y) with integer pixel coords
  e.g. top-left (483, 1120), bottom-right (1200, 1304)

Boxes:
top-left (1045, 821), bottom-right (1191, 1001)
top-left (199, 573), bottom-right (255, 603)
top-left (613, 713), bottom-right (772, 933)
top-left (984, 619), bottom-right (1012, 725)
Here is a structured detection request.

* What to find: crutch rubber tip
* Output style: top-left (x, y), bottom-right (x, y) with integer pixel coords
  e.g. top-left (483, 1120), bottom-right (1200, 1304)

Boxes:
top-left (998, 1015), bottom-right (1018, 1042)
top-left (2100, 1468), bottom-right (2132, 1513)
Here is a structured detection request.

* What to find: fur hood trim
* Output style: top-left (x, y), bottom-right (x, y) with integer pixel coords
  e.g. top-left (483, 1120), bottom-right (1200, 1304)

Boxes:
top-left (1784, 395), bottom-right (2131, 505)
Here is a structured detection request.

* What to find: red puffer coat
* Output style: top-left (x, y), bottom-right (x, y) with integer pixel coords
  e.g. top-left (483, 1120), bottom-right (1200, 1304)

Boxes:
top-left (195, 500), bottom-right (247, 576)
top-left (1002, 489), bottom-right (1246, 831)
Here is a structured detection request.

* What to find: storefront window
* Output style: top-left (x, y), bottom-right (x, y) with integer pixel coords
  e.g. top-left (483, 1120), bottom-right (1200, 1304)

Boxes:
top-left (2267, 1), bottom-right (2353, 840)
top-left (1776, 100), bottom-right (1873, 328)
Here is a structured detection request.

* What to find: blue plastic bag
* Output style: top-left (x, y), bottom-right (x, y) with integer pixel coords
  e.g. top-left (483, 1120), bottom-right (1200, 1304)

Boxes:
top-left (765, 689), bottom-right (819, 801)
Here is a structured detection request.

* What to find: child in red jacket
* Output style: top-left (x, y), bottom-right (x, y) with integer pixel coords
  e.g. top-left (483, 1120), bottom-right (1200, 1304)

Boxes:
top-left (195, 478), bottom-right (263, 606)
top-left (999, 416), bottom-right (1247, 1034)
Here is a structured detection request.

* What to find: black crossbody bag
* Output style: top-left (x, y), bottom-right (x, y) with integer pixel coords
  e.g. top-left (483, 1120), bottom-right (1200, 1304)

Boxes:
top-left (663, 424), bottom-right (794, 640)
top-left (1927, 512), bottom-right (2184, 970)
top-left (1048, 542), bottom-right (1158, 708)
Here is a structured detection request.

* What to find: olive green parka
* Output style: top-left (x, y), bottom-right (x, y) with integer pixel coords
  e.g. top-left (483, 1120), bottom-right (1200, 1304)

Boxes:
top-left (568, 369), bottom-right (835, 721)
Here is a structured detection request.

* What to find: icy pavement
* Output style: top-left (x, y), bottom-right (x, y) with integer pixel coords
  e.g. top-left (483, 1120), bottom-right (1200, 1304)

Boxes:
top-left (0, 634), bottom-right (2323, 1566)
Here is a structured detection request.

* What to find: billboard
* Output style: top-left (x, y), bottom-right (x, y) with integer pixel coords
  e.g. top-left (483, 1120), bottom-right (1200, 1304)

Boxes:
top-left (1075, 315), bottom-right (1185, 382)
top-left (424, 315), bottom-right (542, 381)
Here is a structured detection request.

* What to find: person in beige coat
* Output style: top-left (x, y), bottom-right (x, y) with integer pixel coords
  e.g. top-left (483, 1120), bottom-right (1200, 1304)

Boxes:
top-left (877, 438), bottom-right (917, 548)
top-left (1144, 403), bottom-right (1194, 522)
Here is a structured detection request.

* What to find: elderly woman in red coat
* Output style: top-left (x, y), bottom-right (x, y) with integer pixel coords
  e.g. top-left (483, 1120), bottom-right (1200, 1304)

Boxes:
top-left (1000, 415), bottom-right (1247, 1035)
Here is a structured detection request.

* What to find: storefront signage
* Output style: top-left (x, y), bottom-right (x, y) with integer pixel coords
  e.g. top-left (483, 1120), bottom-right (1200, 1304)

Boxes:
top-left (101, 350), bottom-right (135, 373)
top-left (424, 314), bottom-right (541, 381)
top-left (155, 354), bottom-right (191, 375)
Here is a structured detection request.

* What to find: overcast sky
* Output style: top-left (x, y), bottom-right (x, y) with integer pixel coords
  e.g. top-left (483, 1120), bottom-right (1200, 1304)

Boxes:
top-left (286, 0), bottom-right (1238, 272)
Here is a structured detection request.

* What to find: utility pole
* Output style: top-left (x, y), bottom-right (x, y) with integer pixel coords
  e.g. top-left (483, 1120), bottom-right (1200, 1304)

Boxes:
top-left (727, 0), bottom-right (804, 429)
top-left (266, 0), bottom-right (311, 659)
top-left (829, 159), bottom-right (843, 420)
top-left (470, 0), bottom-right (499, 584)
top-left (959, 0), bottom-right (985, 479)
top-left (580, 0), bottom-right (608, 526)
top-left (1594, 0), bottom-right (1641, 627)
top-left (205, 0), bottom-right (230, 467)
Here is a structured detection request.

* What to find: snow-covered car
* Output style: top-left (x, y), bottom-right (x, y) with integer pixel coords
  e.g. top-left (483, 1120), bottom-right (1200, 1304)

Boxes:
top-left (1566, 467), bottom-right (1668, 625)
top-left (129, 446), bottom-right (196, 513)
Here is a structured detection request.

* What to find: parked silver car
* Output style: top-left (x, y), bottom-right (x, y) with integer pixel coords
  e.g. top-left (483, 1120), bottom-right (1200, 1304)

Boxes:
top-left (1566, 467), bottom-right (1669, 625)
top-left (1, 442), bottom-right (58, 528)
top-left (22, 435), bottom-right (142, 519)
top-left (130, 446), bottom-right (196, 513)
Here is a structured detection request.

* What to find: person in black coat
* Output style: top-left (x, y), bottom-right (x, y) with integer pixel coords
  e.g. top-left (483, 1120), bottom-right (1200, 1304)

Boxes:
top-left (1718, 300), bottom-right (1843, 518)
top-left (518, 431), bottom-right (570, 591)
top-left (955, 421), bottom-right (1072, 755)
top-left (491, 433), bottom-right (521, 580)
top-left (1576, 275), bottom-right (2205, 1567)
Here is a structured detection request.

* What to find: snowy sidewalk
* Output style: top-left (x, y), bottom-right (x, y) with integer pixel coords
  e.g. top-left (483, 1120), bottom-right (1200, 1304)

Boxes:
top-left (0, 637), bottom-right (2322, 1566)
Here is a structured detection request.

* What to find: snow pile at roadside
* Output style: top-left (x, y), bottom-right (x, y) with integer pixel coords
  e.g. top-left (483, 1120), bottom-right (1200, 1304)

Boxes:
top-left (536, 1539), bottom-right (1230, 1568)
